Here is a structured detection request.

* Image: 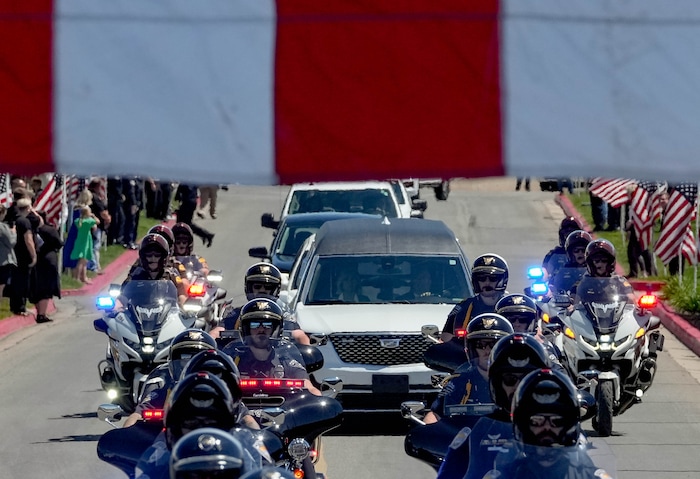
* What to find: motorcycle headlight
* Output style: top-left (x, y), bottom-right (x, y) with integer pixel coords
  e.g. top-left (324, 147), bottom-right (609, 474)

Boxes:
top-left (287, 438), bottom-right (310, 461)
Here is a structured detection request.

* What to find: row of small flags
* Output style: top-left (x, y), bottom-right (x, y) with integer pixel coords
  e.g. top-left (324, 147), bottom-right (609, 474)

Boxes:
top-left (0, 173), bottom-right (98, 229)
top-left (590, 178), bottom-right (699, 266)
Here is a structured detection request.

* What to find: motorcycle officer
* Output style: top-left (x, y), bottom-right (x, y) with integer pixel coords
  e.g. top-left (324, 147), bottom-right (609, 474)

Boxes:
top-left (223, 298), bottom-right (322, 396)
top-left (548, 230), bottom-right (592, 295)
top-left (573, 238), bottom-right (635, 305)
top-left (136, 372), bottom-right (270, 479)
top-left (124, 329), bottom-right (257, 430)
top-left (211, 262), bottom-right (310, 346)
top-left (441, 253), bottom-right (509, 343)
top-left (424, 314), bottom-right (513, 424)
top-left (169, 428), bottom-right (252, 479)
top-left (487, 368), bottom-right (612, 479)
top-left (436, 334), bottom-right (551, 479)
top-left (121, 233), bottom-right (189, 307)
top-left (542, 216), bottom-right (582, 280)
top-left (171, 222), bottom-right (210, 277)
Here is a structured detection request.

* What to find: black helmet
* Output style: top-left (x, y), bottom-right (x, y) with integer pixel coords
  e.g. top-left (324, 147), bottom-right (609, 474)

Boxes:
top-left (512, 369), bottom-right (580, 447)
top-left (488, 334), bottom-right (551, 410)
top-left (558, 217), bottom-right (581, 247)
top-left (169, 428), bottom-right (247, 479)
top-left (564, 230), bottom-right (593, 265)
top-left (164, 372), bottom-right (238, 449)
top-left (239, 298), bottom-right (284, 339)
top-left (585, 239), bottom-right (616, 277)
top-left (495, 294), bottom-right (538, 334)
top-left (471, 254), bottom-right (508, 293)
top-left (139, 233), bottom-right (170, 273)
top-left (180, 350), bottom-right (243, 419)
top-left (172, 222), bottom-right (195, 255)
top-left (148, 224), bottom-right (175, 254)
top-left (168, 329), bottom-right (218, 380)
top-left (244, 263), bottom-right (282, 300)
top-left (465, 313), bottom-right (514, 362)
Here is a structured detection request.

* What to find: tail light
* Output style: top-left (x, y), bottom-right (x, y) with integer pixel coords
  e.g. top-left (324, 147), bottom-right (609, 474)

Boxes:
top-left (455, 329), bottom-right (466, 339)
top-left (142, 409), bottom-right (164, 421)
top-left (240, 378), bottom-right (305, 389)
top-left (638, 294), bottom-right (658, 310)
top-left (187, 283), bottom-right (206, 297)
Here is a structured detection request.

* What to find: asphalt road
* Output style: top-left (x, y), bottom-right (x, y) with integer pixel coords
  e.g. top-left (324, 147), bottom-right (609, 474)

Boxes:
top-left (1, 178), bottom-right (699, 478)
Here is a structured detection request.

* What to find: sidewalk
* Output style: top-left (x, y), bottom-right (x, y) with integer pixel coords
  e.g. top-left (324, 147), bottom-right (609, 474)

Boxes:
top-left (556, 194), bottom-right (700, 358)
top-left (0, 247), bottom-right (138, 340)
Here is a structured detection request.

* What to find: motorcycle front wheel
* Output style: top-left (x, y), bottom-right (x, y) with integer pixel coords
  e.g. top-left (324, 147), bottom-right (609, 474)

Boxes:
top-left (595, 380), bottom-right (614, 437)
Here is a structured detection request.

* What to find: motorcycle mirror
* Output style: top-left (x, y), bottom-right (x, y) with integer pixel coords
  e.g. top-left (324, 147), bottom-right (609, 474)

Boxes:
top-left (93, 318), bottom-right (109, 333)
top-left (214, 288), bottom-right (227, 301)
top-left (97, 403), bottom-right (124, 423)
top-left (321, 377), bottom-right (343, 398)
top-left (421, 325), bottom-right (440, 343)
top-left (578, 390), bottom-right (597, 422)
top-left (298, 345), bottom-right (324, 373)
top-left (259, 407), bottom-right (286, 428)
top-left (400, 401), bottom-right (427, 425)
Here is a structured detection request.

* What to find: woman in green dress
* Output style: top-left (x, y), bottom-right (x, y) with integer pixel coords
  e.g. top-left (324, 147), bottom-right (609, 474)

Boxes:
top-left (70, 205), bottom-right (99, 284)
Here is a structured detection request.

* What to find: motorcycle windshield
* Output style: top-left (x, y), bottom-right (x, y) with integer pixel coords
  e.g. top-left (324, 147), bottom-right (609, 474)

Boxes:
top-left (176, 255), bottom-right (203, 273)
top-left (576, 276), bottom-right (629, 332)
top-left (491, 442), bottom-right (609, 478)
top-left (121, 280), bottom-right (179, 332)
top-left (222, 338), bottom-right (307, 380)
top-left (549, 266), bottom-right (586, 294)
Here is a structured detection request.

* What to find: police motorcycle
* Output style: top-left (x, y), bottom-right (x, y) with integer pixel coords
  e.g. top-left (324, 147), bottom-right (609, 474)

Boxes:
top-left (557, 275), bottom-right (664, 436)
top-left (219, 335), bottom-right (344, 479)
top-left (177, 254), bottom-right (227, 331)
top-left (94, 280), bottom-right (198, 412)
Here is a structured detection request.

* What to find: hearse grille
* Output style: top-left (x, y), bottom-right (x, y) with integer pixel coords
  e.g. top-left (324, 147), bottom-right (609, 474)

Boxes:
top-left (328, 333), bottom-right (431, 366)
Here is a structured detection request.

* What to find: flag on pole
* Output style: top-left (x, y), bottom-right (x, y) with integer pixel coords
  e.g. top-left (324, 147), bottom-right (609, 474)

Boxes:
top-left (0, 173), bottom-right (11, 207)
top-left (654, 183), bottom-right (698, 265)
top-left (630, 181), bottom-right (661, 251)
top-left (67, 176), bottom-right (86, 202)
top-left (589, 178), bottom-right (636, 208)
top-left (34, 174), bottom-right (65, 227)
top-left (681, 228), bottom-right (700, 266)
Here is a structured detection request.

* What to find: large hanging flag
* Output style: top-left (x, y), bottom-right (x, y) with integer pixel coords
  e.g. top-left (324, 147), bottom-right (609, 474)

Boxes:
top-left (654, 183), bottom-right (698, 265)
top-left (34, 174), bottom-right (65, 227)
top-left (3, 2), bottom-right (700, 184)
top-left (630, 181), bottom-right (662, 251)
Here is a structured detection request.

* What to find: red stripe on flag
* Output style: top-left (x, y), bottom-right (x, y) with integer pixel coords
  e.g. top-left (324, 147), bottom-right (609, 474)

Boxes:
top-left (275, 0), bottom-right (502, 184)
top-left (589, 178), bottom-right (636, 208)
top-left (655, 184), bottom-right (697, 264)
top-left (0, 0), bottom-right (53, 176)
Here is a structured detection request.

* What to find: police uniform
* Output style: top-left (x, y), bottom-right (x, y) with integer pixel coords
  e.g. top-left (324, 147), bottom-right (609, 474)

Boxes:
top-left (232, 346), bottom-right (308, 380)
top-left (430, 363), bottom-right (491, 418)
top-left (542, 245), bottom-right (568, 279)
top-left (442, 294), bottom-right (504, 335)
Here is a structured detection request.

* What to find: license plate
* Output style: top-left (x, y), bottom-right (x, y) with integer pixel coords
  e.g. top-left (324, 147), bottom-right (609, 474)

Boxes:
top-left (372, 374), bottom-right (409, 394)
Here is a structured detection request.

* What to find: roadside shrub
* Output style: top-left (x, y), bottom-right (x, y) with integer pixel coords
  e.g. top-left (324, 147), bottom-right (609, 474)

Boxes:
top-left (661, 276), bottom-right (700, 319)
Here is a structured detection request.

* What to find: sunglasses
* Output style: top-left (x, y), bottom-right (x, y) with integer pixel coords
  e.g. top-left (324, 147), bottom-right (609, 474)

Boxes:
top-left (249, 321), bottom-right (274, 330)
top-left (144, 252), bottom-right (163, 259)
top-left (572, 247), bottom-right (586, 254)
top-left (592, 257), bottom-right (610, 264)
top-left (529, 414), bottom-right (566, 428)
top-left (175, 239), bottom-right (189, 245)
top-left (474, 340), bottom-right (496, 351)
top-left (509, 315), bottom-right (533, 324)
top-left (251, 283), bottom-right (275, 292)
top-left (501, 373), bottom-right (525, 387)
top-left (475, 274), bottom-right (500, 283)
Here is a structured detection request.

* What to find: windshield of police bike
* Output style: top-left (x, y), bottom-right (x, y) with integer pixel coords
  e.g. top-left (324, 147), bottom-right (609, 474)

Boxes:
top-left (489, 442), bottom-right (613, 478)
top-left (175, 255), bottom-right (203, 273)
top-left (120, 280), bottom-right (179, 331)
top-left (220, 338), bottom-right (307, 380)
top-left (548, 266), bottom-right (586, 295)
top-left (575, 276), bottom-right (631, 333)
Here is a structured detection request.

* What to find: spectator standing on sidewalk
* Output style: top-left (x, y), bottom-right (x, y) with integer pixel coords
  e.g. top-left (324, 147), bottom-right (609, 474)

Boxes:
top-left (0, 205), bottom-right (17, 301)
top-left (88, 179), bottom-right (110, 274)
top-left (106, 176), bottom-right (125, 246)
top-left (63, 189), bottom-right (93, 277)
top-left (197, 185), bottom-right (219, 219)
top-left (175, 184), bottom-right (214, 247)
top-left (10, 199), bottom-right (38, 316)
top-left (121, 176), bottom-right (143, 250)
top-left (70, 206), bottom-right (99, 284)
top-left (587, 179), bottom-right (608, 232)
top-left (30, 211), bottom-right (63, 323)
top-left (515, 177), bottom-right (530, 192)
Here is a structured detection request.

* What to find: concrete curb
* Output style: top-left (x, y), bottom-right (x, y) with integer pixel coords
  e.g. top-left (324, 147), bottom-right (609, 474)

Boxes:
top-left (555, 193), bottom-right (700, 357)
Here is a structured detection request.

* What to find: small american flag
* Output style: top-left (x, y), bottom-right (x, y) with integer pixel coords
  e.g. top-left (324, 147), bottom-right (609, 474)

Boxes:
top-left (34, 174), bottom-right (65, 227)
top-left (589, 178), bottom-right (636, 208)
top-left (655, 182), bottom-right (698, 265)
top-left (0, 173), bottom-right (11, 207)
top-left (630, 181), bottom-right (661, 251)
top-left (67, 176), bottom-right (87, 201)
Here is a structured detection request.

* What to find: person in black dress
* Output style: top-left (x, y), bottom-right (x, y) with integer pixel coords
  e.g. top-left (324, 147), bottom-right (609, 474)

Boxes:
top-left (30, 212), bottom-right (64, 323)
